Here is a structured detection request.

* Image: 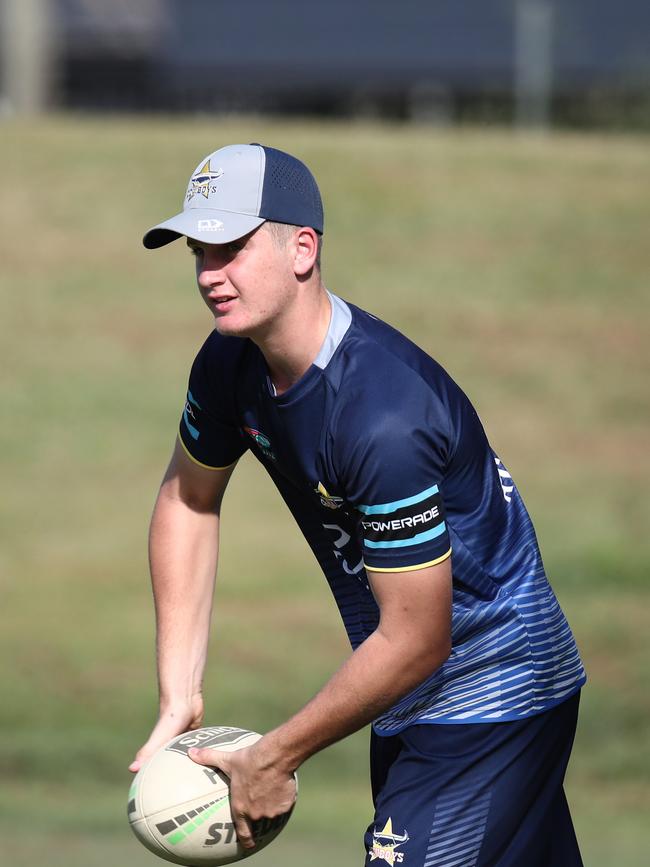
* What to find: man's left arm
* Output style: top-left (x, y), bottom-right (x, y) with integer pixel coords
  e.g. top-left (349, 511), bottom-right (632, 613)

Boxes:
top-left (189, 556), bottom-right (452, 849)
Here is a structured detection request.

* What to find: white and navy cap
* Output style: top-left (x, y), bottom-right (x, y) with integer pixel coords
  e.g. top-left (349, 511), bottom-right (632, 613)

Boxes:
top-left (143, 143), bottom-right (324, 249)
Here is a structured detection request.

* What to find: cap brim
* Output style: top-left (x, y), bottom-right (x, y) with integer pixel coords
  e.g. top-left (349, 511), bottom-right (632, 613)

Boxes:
top-left (143, 209), bottom-right (266, 249)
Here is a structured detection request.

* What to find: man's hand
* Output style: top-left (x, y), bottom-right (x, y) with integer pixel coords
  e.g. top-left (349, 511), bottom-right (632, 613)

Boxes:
top-left (188, 737), bottom-right (297, 850)
top-left (129, 695), bottom-right (204, 773)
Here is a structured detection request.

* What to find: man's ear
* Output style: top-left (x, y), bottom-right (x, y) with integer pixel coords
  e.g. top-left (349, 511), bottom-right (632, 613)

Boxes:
top-left (293, 227), bottom-right (319, 276)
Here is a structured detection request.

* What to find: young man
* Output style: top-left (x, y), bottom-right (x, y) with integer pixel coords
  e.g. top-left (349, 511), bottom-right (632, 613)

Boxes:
top-left (130, 143), bottom-right (586, 865)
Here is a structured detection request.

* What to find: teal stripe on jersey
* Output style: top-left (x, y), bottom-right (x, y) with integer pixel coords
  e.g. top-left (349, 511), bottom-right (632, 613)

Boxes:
top-left (364, 522), bottom-right (447, 549)
top-left (359, 483), bottom-right (440, 516)
top-left (183, 390), bottom-right (201, 441)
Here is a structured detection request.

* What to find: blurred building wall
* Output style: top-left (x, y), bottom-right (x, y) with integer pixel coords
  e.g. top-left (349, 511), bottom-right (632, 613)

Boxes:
top-left (1, 0), bottom-right (56, 113)
top-left (1, 0), bottom-right (649, 126)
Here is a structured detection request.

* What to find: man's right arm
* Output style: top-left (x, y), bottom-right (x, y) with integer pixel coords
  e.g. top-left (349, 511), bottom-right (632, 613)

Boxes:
top-left (129, 438), bottom-right (236, 772)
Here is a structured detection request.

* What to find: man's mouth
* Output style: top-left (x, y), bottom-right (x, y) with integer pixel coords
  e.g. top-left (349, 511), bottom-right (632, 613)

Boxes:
top-left (212, 294), bottom-right (237, 309)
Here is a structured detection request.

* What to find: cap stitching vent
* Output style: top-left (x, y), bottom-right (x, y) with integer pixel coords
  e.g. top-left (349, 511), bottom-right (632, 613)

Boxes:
top-left (266, 152), bottom-right (323, 223)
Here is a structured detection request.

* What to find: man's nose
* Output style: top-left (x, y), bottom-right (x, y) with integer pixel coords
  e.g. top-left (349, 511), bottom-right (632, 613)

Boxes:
top-left (197, 251), bottom-right (228, 287)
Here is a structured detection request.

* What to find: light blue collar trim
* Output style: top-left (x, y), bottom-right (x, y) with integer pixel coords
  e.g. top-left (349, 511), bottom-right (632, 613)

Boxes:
top-left (313, 291), bottom-right (352, 370)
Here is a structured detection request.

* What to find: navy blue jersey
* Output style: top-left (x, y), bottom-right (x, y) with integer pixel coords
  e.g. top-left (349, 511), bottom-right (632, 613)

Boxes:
top-left (179, 293), bottom-right (585, 731)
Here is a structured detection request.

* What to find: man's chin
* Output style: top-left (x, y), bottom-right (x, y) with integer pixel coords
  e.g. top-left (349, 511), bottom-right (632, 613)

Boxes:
top-left (212, 316), bottom-right (250, 338)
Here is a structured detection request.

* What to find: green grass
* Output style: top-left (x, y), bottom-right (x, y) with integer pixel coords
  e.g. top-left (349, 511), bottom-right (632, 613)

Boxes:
top-left (1, 115), bottom-right (649, 865)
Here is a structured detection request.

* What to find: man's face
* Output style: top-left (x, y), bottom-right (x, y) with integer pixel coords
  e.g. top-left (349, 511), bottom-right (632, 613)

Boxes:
top-left (187, 225), bottom-right (297, 340)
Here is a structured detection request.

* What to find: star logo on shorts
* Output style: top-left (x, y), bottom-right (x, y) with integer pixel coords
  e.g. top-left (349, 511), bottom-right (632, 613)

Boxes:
top-left (369, 817), bottom-right (409, 864)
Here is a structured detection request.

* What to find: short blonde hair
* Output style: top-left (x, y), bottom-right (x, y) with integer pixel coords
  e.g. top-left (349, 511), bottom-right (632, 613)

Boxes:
top-left (264, 221), bottom-right (322, 272)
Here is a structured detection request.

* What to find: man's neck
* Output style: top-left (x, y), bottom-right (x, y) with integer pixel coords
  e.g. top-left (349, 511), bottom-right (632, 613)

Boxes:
top-left (257, 283), bottom-right (331, 396)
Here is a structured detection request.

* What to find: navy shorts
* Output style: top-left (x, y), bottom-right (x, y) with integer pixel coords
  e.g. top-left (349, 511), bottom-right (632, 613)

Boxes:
top-left (364, 692), bottom-right (582, 867)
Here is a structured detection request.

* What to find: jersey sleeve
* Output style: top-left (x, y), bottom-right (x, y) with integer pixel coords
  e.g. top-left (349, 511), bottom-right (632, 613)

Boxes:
top-left (333, 373), bottom-right (453, 572)
top-left (178, 334), bottom-right (248, 469)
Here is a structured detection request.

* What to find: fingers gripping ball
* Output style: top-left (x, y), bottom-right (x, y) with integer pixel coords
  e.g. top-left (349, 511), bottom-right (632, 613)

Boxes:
top-left (128, 726), bottom-right (294, 865)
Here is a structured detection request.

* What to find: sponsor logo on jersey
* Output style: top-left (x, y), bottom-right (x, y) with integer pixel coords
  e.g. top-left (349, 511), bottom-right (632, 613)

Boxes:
top-left (494, 456), bottom-right (514, 503)
top-left (315, 481), bottom-right (344, 510)
top-left (322, 522), bottom-right (367, 585)
top-left (369, 817), bottom-right (409, 864)
top-left (183, 390), bottom-right (201, 440)
top-left (243, 426), bottom-right (276, 460)
top-left (359, 484), bottom-right (446, 549)
top-left (361, 506), bottom-right (440, 534)
top-left (186, 159), bottom-right (224, 202)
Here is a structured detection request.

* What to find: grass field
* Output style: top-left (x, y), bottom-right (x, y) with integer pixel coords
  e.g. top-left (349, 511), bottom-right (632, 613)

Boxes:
top-left (1, 116), bottom-right (649, 866)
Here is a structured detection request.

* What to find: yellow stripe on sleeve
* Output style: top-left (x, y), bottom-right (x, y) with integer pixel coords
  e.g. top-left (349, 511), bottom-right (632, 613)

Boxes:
top-left (365, 547), bottom-right (452, 574)
top-left (177, 432), bottom-right (239, 472)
